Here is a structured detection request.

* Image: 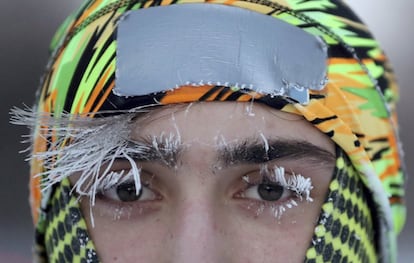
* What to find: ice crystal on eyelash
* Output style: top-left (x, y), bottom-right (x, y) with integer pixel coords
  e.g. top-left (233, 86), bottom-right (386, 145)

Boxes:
top-left (257, 203), bottom-right (265, 216)
top-left (270, 166), bottom-right (314, 202)
top-left (96, 169), bottom-right (137, 192)
top-left (257, 165), bottom-right (314, 219)
top-left (10, 106), bottom-right (152, 226)
top-left (33, 114), bottom-right (144, 198)
top-left (113, 206), bottom-right (133, 221)
top-left (270, 199), bottom-right (299, 220)
top-left (245, 164), bottom-right (313, 220)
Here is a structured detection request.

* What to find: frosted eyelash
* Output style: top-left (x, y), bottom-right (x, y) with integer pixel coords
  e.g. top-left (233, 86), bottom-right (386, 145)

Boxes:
top-left (268, 166), bottom-right (314, 202)
top-left (268, 166), bottom-right (313, 219)
top-left (97, 169), bottom-right (134, 191)
top-left (242, 165), bottom-right (314, 219)
top-left (10, 106), bottom-right (157, 226)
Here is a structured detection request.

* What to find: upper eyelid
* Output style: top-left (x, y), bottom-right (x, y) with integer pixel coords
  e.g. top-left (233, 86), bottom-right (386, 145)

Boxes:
top-left (98, 168), bottom-right (154, 190)
top-left (102, 159), bottom-right (134, 171)
top-left (241, 168), bottom-right (278, 184)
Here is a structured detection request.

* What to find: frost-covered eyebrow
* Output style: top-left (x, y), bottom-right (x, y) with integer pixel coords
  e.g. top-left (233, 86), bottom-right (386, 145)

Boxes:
top-left (123, 135), bottom-right (333, 169)
top-left (125, 137), bottom-right (183, 167)
top-left (218, 138), bottom-right (335, 167)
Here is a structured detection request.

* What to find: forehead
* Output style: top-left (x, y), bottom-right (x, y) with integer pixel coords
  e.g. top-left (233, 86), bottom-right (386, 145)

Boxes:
top-left (130, 102), bottom-right (333, 152)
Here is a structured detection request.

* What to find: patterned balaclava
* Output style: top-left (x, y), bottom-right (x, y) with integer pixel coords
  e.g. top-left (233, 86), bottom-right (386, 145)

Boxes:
top-left (12, 0), bottom-right (406, 262)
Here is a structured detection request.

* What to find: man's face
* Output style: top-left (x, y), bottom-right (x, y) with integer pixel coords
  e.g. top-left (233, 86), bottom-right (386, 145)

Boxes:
top-left (73, 102), bottom-right (335, 262)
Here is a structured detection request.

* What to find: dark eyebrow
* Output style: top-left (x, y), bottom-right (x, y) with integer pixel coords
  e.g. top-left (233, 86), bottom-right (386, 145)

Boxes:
top-left (218, 137), bottom-right (335, 167)
top-left (123, 137), bottom-right (183, 167)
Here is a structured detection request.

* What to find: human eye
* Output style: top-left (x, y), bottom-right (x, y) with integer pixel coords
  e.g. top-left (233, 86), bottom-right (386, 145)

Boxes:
top-left (242, 177), bottom-right (291, 202)
top-left (235, 165), bottom-right (314, 219)
top-left (81, 167), bottom-right (164, 221)
top-left (98, 177), bottom-right (158, 203)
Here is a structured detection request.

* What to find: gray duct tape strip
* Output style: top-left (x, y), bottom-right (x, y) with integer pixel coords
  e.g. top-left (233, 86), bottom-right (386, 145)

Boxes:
top-left (114, 4), bottom-right (328, 104)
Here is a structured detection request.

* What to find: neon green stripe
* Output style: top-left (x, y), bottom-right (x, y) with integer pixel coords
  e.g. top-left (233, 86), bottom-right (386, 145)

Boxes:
top-left (50, 32), bottom-right (91, 115)
top-left (275, 12), bottom-right (304, 26)
top-left (71, 40), bottom-right (117, 113)
top-left (131, 2), bottom-right (143, 9)
top-left (368, 47), bottom-right (383, 58)
top-left (286, 0), bottom-right (335, 10)
top-left (304, 12), bottom-right (348, 28)
top-left (343, 87), bottom-right (389, 118)
top-left (382, 171), bottom-right (405, 197)
top-left (392, 205), bottom-right (406, 234)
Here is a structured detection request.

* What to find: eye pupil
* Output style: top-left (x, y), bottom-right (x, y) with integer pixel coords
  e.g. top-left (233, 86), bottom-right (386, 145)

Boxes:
top-left (258, 183), bottom-right (284, 201)
top-left (116, 182), bottom-right (142, 202)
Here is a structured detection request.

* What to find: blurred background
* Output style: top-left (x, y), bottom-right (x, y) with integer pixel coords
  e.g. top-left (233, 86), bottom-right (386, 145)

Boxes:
top-left (0, 0), bottom-right (412, 262)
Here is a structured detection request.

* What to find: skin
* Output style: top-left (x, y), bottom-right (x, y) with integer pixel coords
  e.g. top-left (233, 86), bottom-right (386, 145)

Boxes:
top-left (73, 102), bottom-right (335, 263)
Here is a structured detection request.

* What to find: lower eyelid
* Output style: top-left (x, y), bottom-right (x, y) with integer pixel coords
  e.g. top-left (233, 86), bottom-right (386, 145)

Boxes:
top-left (92, 195), bottom-right (163, 220)
top-left (97, 184), bottom-right (163, 202)
top-left (233, 189), bottom-right (294, 205)
top-left (233, 190), bottom-right (303, 219)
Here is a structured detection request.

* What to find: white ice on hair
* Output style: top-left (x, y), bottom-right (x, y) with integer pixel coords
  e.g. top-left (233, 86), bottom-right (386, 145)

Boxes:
top-left (10, 106), bottom-right (151, 226)
top-left (244, 164), bottom-right (314, 220)
top-left (271, 166), bottom-right (314, 202)
top-left (257, 165), bottom-right (314, 219)
top-left (259, 132), bottom-right (269, 154)
top-left (150, 132), bottom-right (182, 168)
top-left (171, 113), bottom-right (182, 146)
top-left (245, 98), bottom-right (256, 116)
top-left (184, 102), bottom-right (193, 117)
top-left (216, 134), bottom-right (228, 148)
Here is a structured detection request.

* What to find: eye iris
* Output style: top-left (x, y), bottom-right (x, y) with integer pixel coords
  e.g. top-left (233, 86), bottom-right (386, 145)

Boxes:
top-left (257, 183), bottom-right (284, 201)
top-left (116, 182), bottom-right (142, 202)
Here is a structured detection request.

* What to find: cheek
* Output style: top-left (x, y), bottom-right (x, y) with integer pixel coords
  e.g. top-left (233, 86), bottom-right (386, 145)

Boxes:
top-left (222, 201), bottom-right (320, 261)
top-left (80, 201), bottom-right (170, 262)
top-left (79, 200), bottom-right (322, 262)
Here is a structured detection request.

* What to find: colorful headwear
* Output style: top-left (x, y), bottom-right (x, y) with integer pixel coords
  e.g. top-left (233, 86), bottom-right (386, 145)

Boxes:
top-left (12, 0), bottom-right (406, 262)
